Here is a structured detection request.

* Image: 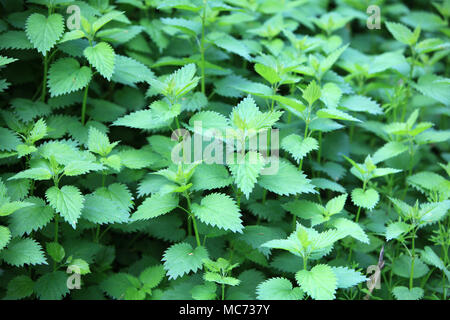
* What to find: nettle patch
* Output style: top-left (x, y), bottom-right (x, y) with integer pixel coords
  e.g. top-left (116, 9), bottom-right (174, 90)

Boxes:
top-left (0, 0), bottom-right (449, 301)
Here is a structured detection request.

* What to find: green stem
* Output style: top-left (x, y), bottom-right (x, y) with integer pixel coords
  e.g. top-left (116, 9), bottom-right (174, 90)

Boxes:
top-left (317, 131), bottom-right (322, 164)
top-left (191, 214), bottom-right (201, 247)
top-left (200, 0), bottom-right (207, 94)
top-left (349, 181), bottom-right (367, 262)
top-left (41, 54), bottom-right (48, 102)
top-left (98, 225), bottom-right (112, 241)
top-left (184, 192), bottom-right (201, 247)
top-left (409, 229), bottom-right (416, 290)
top-left (298, 117), bottom-right (310, 171)
top-left (221, 284), bottom-right (225, 300)
top-left (54, 214), bottom-right (59, 243)
top-left (95, 226), bottom-right (100, 243)
top-left (187, 216), bottom-right (193, 236)
top-left (81, 82), bottom-right (90, 125)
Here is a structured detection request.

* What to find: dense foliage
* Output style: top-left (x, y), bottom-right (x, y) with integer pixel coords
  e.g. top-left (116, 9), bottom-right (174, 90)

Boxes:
top-left (0, 0), bottom-right (449, 301)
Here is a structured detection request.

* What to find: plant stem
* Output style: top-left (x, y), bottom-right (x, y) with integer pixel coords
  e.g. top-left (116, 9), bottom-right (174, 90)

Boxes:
top-left (317, 131), bottom-right (322, 164)
top-left (409, 228), bottom-right (416, 289)
top-left (200, 0), bottom-right (207, 94)
top-left (54, 214), bottom-right (59, 243)
top-left (98, 225), bottom-right (112, 241)
top-left (349, 181), bottom-right (367, 262)
top-left (95, 226), bottom-right (100, 243)
top-left (41, 54), bottom-right (48, 102)
top-left (221, 284), bottom-right (225, 300)
top-left (81, 83), bottom-right (90, 125)
top-left (191, 214), bottom-right (201, 247)
top-left (184, 192), bottom-right (201, 247)
top-left (298, 115), bottom-right (310, 171)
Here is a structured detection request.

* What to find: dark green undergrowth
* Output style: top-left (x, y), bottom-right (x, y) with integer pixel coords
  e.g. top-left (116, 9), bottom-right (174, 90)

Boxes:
top-left (0, 0), bottom-right (449, 300)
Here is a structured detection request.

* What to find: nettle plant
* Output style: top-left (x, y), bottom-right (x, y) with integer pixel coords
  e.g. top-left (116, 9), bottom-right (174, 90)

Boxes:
top-left (0, 0), bottom-right (449, 301)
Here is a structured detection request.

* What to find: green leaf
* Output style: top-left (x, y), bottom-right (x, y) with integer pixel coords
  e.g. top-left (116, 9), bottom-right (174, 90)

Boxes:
top-left (6, 276), bottom-right (34, 299)
top-left (0, 226), bottom-right (11, 251)
top-left (256, 277), bottom-right (303, 300)
top-left (162, 242), bottom-right (208, 279)
top-left (392, 255), bottom-right (429, 279)
top-left (325, 194), bottom-right (347, 216)
top-left (419, 201), bottom-right (450, 225)
top-left (208, 32), bottom-right (251, 60)
top-left (26, 13), bottom-right (64, 55)
top-left (139, 265), bottom-right (166, 289)
top-left (319, 44), bottom-right (349, 74)
top-left (332, 267), bottom-right (367, 289)
top-left (392, 286), bottom-right (424, 300)
top-left (295, 264), bottom-right (337, 300)
top-left (0, 238), bottom-right (47, 266)
top-left (229, 152), bottom-right (266, 199)
top-left (92, 11), bottom-right (126, 33)
top-left (100, 273), bottom-right (139, 299)
top-left (413, 74), bottom-right (450, 106)
top-left (269, 95), bottom-right (306, 113)
top-left (258, 160), bottom-right (316, 196)
top-left (340, 95), bottom-right (383, 115)
top-left (0, 55), bottom-right (18, 67)
top-left (59, 29), bottom-right (85, 43)
top-left (45, 185), bottom-right (85, 228)
top-left (320, 83), bottom-right (342, 108)
top-left (8, 197), bottom-right (55, 237)
top-left (131, 193), bottom-right (179, 221)
top-left (29, 118), bottom-right (48, 143)
top-left (255, 63), bottom-right (281, 84)
top-left (9, 167), bottom-right (52, 181)
top-left (317, 108), bottom-right (361, 122)
top-left (372, 142), bottom-right (408, 164)
top-left (0, 31), bottom-right (33, 50)
top-left (351, 188), bottom-right (379, 210)
top-left (119, 149), bottom-right (158, 169)
top-left (63, 160), bottom-right (104, 176)
top-left (84, 42), bottom-right (115, 80)
top-left (191, 193), bottom-right (243, 233)
top-left (238, 225), bottom-right (286, 257)
top-left (203, 272), bottom-right (240, 286)
top-left (16, 144), bottom-right (37, 158)
top-left (0, 128), bottom-right (21, 152)
top-left (0, 201), bottom-right (33, 216)
top-left (46, 242), bottom-right (65, 263)
top-left (385, 221), bottom-right (410, 241)
top-left (421, 246), bottom-right (447, 271)
top-left (48, 58), bottom-right (92, 97)
top-left (87, 127), bottom-right (118, 156)
top-left (385, 22), bottom-right (418, 45)
top-left (112, 54), bottom-right (154, 86)
top-left (191, 282), bottom-right (217, 300)
top-left (332, 218), bottom-right (369, 244)
top-left (81, 193), bottom-right (129, 225)
top-left (161, 17), bottom-right (201, 36)
top-left (282, 135), bottom-right (318, 163)
top-left (302, 80), bottom-right (321, 106)
top-left (191, 164), bottom-right (233, 191)
top-left (34, 271), bottom-right (69, 300)
top-left (407, 171), bottom-right (448, 194)
top-left (69, 258), bottom-right (90, 275)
